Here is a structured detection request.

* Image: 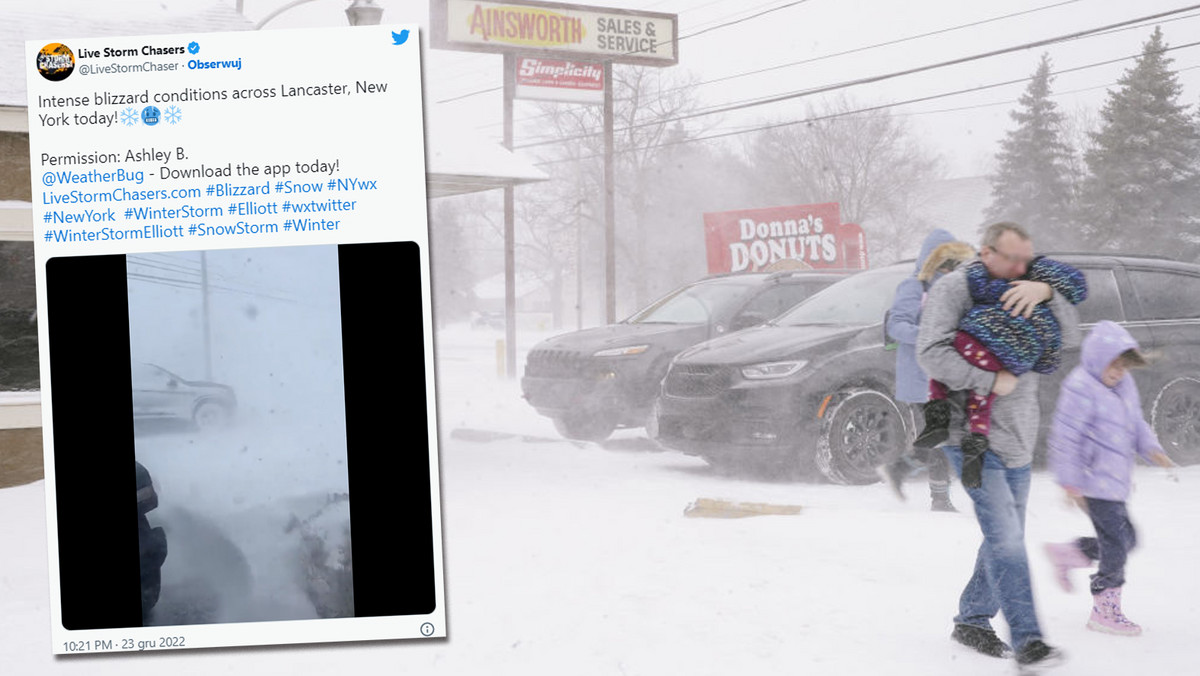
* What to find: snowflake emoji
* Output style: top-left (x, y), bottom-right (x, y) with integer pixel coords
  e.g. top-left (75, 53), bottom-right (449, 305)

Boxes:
top-left (121, 107), bottom-right (140, 126)
top-left (164, 105), bottom-right (182, 124)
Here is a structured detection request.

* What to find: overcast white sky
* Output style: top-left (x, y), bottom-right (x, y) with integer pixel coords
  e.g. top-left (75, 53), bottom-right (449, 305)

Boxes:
top-left (240, 0), bottom-right (1200, 177)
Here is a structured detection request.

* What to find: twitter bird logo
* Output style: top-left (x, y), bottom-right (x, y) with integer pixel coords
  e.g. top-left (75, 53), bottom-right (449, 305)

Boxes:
top-left (392, 30), bottom-right (409, 45)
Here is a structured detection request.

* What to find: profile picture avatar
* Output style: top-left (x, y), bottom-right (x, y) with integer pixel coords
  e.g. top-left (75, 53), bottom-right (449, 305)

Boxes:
top-left (36, 43), bottom-right (75, 81)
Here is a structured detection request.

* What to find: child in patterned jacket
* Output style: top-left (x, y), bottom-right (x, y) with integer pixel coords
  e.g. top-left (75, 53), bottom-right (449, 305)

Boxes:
top-left (912, 255), bottom-right (1087, 487)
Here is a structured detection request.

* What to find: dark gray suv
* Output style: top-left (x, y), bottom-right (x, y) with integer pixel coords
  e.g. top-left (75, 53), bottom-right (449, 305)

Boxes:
top-left (521, 271), bottom-right (848, 441)
top-left (656, 254), bottom-right (1200, 483)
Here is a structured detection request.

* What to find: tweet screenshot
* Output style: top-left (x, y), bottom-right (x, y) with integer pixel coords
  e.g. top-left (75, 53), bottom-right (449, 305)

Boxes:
top-left (25, 25), bottom-right (444, 654)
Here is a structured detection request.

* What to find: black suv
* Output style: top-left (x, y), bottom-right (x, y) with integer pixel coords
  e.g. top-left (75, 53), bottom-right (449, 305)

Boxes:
top-left (521, 271), bottom-right (848, 440)
top-left (655, 254), bottom-right (1200, 483)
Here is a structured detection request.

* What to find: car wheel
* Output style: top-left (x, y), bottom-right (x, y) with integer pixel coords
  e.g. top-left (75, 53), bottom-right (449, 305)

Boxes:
top-left (814, 388), bottom-right (906, 485)
top-left (193, 401), bottom-right (231, 431)
top-left (1150, 376), bottom-right (1200, 465)
top-left (552, 411), bottom-right (617, 442)
top-left (644, 398), bottom-right (661, 440)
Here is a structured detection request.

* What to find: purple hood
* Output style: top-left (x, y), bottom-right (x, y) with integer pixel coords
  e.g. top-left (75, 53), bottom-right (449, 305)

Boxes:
top-left (1080, 320), bottom-right (1140, 382)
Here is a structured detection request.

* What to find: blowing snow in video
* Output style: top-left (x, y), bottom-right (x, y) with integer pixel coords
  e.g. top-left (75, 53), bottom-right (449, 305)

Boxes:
top-left (127, 245), bottom-right (352, 625)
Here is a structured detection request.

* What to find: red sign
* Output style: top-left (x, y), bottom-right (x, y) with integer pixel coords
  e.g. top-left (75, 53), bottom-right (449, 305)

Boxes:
top-left (517, 57), bottom-right (603, 89)
top-left (514, 57), bottom-right (605, 103)
top-left (703, 203), bottom-right (868, 273)
top-left (840, 222), bottom-right (869, 270)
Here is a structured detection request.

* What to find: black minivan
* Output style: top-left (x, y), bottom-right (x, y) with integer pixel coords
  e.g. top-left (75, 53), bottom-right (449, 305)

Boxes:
top-left (655, 254), bottom-right (1200, 483)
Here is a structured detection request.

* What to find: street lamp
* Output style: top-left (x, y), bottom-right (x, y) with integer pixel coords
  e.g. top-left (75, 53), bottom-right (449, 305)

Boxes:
top-left (252, 0), bottom-right (384, 29)
top-left (345, 0), bottom-right (384, 26)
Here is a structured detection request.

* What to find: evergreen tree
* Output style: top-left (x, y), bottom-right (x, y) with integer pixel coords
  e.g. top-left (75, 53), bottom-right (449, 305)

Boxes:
top-left (986, 53), bottom-right (1077, 250)
top-left (1080, 27), bottom-right (1200, 257)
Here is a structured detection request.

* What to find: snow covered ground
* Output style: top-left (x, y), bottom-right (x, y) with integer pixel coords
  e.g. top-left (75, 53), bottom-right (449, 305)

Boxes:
top-left (2, 323), bottom-right (1198, 674)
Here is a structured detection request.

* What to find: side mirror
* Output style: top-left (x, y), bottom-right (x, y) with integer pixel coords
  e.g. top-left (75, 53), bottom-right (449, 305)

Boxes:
top-left (167, 379), bottom-right (178, 389)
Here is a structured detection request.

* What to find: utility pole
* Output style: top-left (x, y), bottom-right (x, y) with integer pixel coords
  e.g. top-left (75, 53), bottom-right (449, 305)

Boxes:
top-left (200, 251), bottom-right (213, 380)
top-left (603, 60), bottom-right (616, 323)
top-left (503, 53), bottom-right (517, 378)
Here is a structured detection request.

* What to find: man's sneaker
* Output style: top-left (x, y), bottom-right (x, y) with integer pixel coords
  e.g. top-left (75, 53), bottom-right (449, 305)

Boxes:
top-left (1015, 639), bottom-right (1065, 671)
top-left (951, 623), bottom-right (1012, 658)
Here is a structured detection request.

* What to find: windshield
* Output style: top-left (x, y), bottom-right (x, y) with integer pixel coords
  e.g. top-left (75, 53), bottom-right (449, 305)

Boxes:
top-left (625, 278), bottom-right (759, 325)
top-left (774, 267), bottom-right (910, 327)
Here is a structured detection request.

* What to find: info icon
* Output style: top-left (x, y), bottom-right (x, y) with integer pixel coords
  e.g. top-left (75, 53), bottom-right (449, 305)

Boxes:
top-left (36, 43), bottom-right (75, 82)
top-left (141, 106), bottom-right (161, 126)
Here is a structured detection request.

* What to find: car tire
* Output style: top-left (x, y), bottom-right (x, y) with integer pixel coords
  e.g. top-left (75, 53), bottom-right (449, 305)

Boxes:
top-left (814, 388), bottom-right (906, 485)
top-left (552, 411), bottom-right (617, 442)
top-left (1150, 376), bottom-right (1200, 465)
top-left (193, 400), bottom-right (231, 431)
top-left (644, 398), bottom-right (661, 441)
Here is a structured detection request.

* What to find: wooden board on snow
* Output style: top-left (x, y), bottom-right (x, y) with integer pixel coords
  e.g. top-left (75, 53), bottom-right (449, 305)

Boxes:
top-left (683, 498), bottom-right (803, 519)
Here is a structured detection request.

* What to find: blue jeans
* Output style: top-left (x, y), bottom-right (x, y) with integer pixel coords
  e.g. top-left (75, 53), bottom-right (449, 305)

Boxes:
top-left (944, 446), bottom-right (1043, 651)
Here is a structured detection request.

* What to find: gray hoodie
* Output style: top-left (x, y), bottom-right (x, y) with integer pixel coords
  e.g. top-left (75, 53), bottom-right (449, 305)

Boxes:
top-left (916, 266), bottom-right (1081, 467)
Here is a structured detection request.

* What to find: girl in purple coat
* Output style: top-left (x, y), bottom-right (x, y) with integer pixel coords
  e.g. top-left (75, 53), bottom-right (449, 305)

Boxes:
top-left (1044, 320), bottom-right (1176, 636)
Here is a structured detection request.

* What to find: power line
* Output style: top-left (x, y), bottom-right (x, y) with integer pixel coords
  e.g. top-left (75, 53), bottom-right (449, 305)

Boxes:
top-left (635, 0), bottom-right (1090, 99)
top-left (435, 0), bottom-right (816, 104)
top-left (131, 251), bottom-right (302, 300)
top-left (675, 0), bottom-right (812, 41)
top-left (514, 4), bottom-right (1200, 151)
top-left (429, 0), bottom-right (748, 93)
top-left (482, 3), bottom-right (1199, 137)
top-left (127, 271), bottom-right (303, 304)
top-left (889, 63), bottom-right (1200, 118)
top-left (544, 37), bottom-right (1200, 141)
top-left (442, 0), bottom-right (1085, 107)
top-left (528, 39), bottom-right (1200, 167)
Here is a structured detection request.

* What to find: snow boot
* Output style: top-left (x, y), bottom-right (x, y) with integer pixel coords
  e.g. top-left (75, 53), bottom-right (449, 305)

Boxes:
top-left (1043, 542), bottom-right (1091, 593)
top-left (931, 494), bottom-right (958, 512)
top-left (950, 623), bottom-right (1012, 658)
top-left (912, 399), bottom-right (951, 448)
top-left (881, 457), bottom-right (916, 500)
top-left (1087, 587), bottom-right (1142, 636)
top-left (960, 432), bottom-right (989, 489)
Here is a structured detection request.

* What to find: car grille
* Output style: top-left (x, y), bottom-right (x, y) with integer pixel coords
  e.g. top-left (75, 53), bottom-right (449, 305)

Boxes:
top-left (525, 348), bottom-right (590, 378)
top-left (664, 363), bottom-right (733, 398)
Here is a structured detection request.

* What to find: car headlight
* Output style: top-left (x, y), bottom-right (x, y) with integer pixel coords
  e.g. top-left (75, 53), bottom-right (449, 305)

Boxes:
top-left (741, 360), bottom-right (808, 380)
top-left (594, 344), bottom-right (650, 357)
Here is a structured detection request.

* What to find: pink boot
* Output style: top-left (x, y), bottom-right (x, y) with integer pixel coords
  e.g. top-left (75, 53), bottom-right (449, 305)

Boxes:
top-left (1044, 542), bottom-right (1091, 593)
top-left (1088, 587), bottom-right (1142, 636)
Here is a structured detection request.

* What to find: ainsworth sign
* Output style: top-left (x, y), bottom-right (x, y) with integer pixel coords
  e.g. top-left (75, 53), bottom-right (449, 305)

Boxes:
top-left (704, 203), bottom-right (869, 273)
top-left (431, 0), bottom-right (678, 66)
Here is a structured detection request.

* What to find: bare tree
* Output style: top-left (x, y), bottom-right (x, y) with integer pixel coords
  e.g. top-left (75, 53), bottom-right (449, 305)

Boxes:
top-left (745, 94), bottom-right (944, 265)
top-left (1060, 104), bottom-right (1099, 202)
top-left (520, 66), bottom-right (721, 312)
